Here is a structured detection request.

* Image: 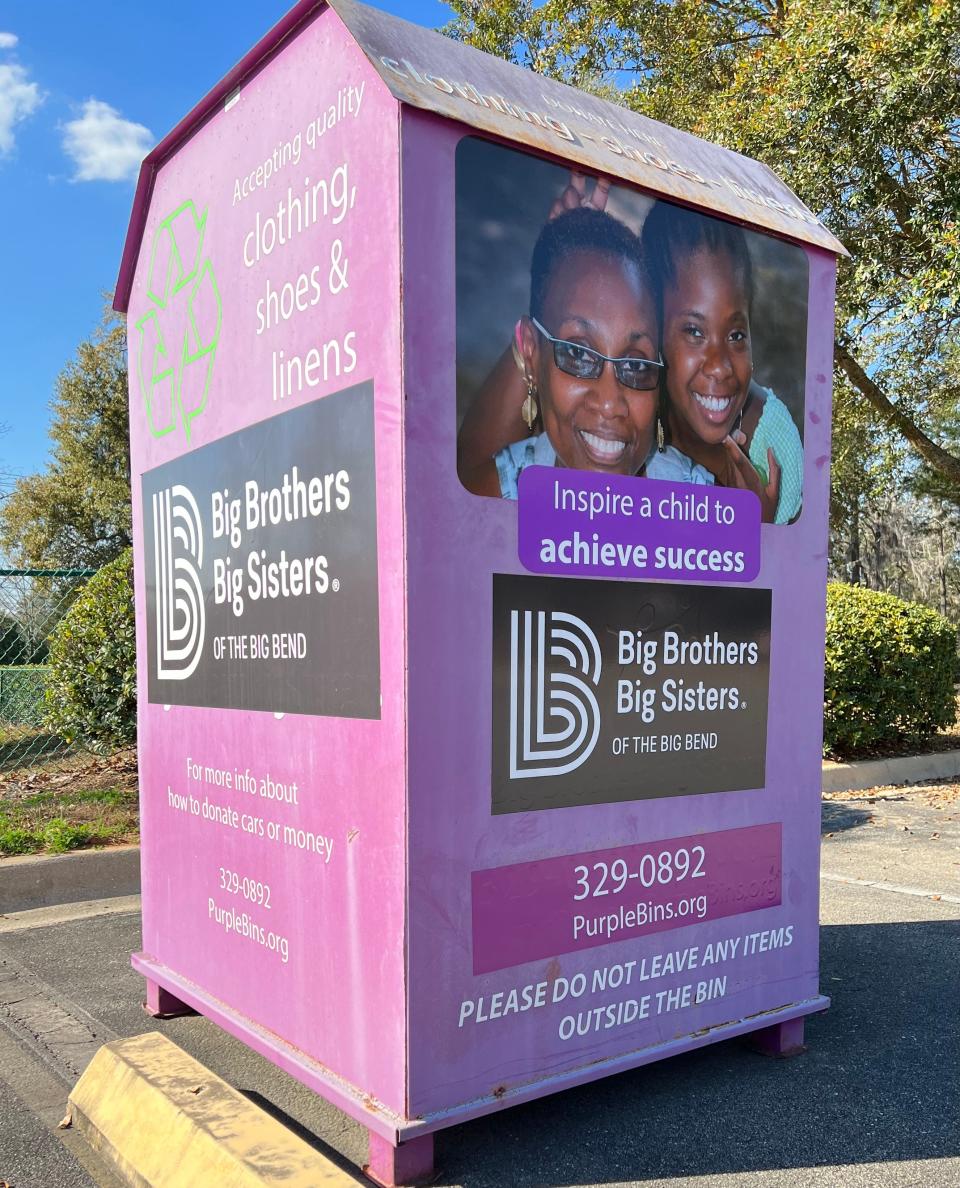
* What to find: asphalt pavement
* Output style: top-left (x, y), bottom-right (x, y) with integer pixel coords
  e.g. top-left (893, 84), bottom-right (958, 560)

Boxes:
top-left (1, 782), bottom-right (958, 1188)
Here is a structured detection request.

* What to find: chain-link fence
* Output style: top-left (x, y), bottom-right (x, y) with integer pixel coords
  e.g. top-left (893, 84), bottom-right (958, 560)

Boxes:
top-left (0, 568), bottom-right (97, 772)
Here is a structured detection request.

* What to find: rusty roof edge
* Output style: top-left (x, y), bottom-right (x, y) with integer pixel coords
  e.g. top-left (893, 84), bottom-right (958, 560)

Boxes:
top-left (114, 0), bottom-right (328, 312)
top-left (330, 0), bottom-right (847, 258)
top-left (754, 159), bottom-right (849, 258)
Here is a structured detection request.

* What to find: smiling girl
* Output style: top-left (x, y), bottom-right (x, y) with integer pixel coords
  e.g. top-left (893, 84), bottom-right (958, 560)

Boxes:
top-left (641, 201), bottom-right (803, 524)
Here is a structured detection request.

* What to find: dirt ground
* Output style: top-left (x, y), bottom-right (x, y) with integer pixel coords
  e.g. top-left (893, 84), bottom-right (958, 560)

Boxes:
top-left (0, 747), bottom-right (138, 856)
top-left (822, 776), bottom-right (960, 813)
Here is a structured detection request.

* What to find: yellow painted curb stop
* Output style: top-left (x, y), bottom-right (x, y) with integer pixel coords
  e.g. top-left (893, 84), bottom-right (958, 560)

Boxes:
top-left (68, 1031), bottom-right (360, 1186)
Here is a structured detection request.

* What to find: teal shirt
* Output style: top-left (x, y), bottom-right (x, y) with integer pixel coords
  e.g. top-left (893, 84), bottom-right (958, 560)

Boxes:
top-left (748, 388), bottom-right (803, 525)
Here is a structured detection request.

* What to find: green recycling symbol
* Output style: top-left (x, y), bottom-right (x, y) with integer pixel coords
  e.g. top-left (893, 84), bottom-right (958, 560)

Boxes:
top-left (135, 200), bottom-right (222, 441)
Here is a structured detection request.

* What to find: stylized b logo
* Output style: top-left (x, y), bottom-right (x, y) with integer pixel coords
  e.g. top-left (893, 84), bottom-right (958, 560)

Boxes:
top-left (153, 484), bottom-right (205, 680)
top-left (509, 610), bottom-right (601, 779)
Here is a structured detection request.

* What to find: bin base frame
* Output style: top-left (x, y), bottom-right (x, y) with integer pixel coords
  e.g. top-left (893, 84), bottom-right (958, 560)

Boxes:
top-left (365, 1132), bottom-right (435, 1187)
top-left (143, 978), bottom-right (197, 1019)
top-left (134, 952), bottom-right (827, 1178)
top-left (746, 1014), bottom-right (808, 1058)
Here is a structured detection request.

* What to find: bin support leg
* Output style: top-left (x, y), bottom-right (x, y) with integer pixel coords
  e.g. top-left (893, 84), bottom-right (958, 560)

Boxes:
top-left (364, 1131), bottom-right (434, 1187)
top-left (143, 978), bottom-right (196, 1019)
top-left (748, 1016), bottom-right (806, 1058)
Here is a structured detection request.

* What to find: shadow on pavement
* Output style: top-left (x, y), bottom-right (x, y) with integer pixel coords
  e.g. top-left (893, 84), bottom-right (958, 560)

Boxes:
top-left (435, 916), bottom-right (960, 1186)
top-left (820, 799), bottom-right (875, 834)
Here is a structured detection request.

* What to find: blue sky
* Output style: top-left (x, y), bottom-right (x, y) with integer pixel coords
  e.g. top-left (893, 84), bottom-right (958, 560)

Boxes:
top-left (0, 0), bottom-right (454, 485)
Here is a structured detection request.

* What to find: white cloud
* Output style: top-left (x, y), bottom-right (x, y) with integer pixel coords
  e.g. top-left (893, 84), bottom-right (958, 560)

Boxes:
top-left (0, 33), bottom-right (19, 49)
top-left (0, 62), bottom-right (41, 154)
top-left (62, 98), bottom-right (153, 182)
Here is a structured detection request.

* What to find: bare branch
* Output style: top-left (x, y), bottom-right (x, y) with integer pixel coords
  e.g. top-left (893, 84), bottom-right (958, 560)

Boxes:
top-left (835, 342), bottom-right (960, 485)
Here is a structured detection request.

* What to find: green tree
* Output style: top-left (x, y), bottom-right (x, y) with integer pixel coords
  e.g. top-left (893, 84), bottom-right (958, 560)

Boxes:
top-left (829, 375), bottom-right (905, 584)
top-left (0, 306), bottom-right (131, 569)
top-left (44, 549), bottom-right (136, 752)
top-left (446, 0), bottom-right (960, 492)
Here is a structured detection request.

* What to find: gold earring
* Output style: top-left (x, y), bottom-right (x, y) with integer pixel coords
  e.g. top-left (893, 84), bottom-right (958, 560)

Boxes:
top-left (522, 377), bottom-right (539, 431)
top-left (657, 417), bottom-right (665, 452)
top-left (511, 320), bottom-right (526, 374)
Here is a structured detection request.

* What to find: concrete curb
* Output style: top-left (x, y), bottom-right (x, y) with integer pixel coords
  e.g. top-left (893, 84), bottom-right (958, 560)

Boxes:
top-left (0, 846), bottom-right (140, 914)
top-left (69, 1031), bottom-right (361, 1187)
top-left (822, 748), bottom-right (960, 794)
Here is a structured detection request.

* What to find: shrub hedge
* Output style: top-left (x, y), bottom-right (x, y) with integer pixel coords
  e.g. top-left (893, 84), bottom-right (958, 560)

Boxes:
top-left (44, 550), bottom-right (136, 752)
top-left (0, 665), bottom-right (48, 727)
top-left (824, 582), bottom-right (957, 758)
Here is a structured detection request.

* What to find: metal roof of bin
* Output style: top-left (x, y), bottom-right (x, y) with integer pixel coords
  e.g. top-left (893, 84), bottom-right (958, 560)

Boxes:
top-left (115, 0), bottom-right (845, 311)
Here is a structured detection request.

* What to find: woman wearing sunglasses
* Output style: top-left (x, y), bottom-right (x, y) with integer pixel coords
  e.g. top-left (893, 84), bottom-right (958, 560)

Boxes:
top-left (458, 203), bottom-right (713, 499)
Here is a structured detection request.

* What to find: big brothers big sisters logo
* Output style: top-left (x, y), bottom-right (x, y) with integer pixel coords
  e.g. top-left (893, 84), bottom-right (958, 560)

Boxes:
top-left (135, 200), bottom-right (222, 442)
top-left (508, 609), bottom-right (602, 779)
top-left (151, 483), bottom-right (205, 681)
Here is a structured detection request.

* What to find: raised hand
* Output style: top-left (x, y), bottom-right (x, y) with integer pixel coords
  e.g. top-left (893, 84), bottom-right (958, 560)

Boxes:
top-left (548, 171), bottom-right (611, 220)
top-left (721, 433), bottom-right (781, 524)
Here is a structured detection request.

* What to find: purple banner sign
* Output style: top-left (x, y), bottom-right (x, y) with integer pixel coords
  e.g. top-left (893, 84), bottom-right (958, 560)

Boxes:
top-left (472, 823), bottom-right (781, 974)
top-left (518, 467), bottom-right (761, 583)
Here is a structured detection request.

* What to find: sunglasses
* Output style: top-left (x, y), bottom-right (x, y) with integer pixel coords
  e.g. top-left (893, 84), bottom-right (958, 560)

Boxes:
top-left (531, 317), bottom-right (664, 392)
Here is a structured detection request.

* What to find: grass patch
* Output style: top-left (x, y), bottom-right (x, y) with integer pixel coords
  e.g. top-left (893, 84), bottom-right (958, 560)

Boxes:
top-left (16, 785), bottom-right (128, 809)
top-left (0, 746), bottom-right (138, 858)
top-left (0, 815), bottom-right (126, 856)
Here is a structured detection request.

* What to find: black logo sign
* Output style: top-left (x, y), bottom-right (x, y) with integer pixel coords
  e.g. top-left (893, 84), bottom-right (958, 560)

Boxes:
top-left (143, 381), bottom-right (380, 718)
top-left (492, 574), bottom-right (771, 813)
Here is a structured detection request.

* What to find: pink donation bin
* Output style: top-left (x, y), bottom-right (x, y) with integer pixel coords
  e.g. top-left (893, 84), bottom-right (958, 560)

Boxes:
top-left (116, 1), bottom-right (845, 1184)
